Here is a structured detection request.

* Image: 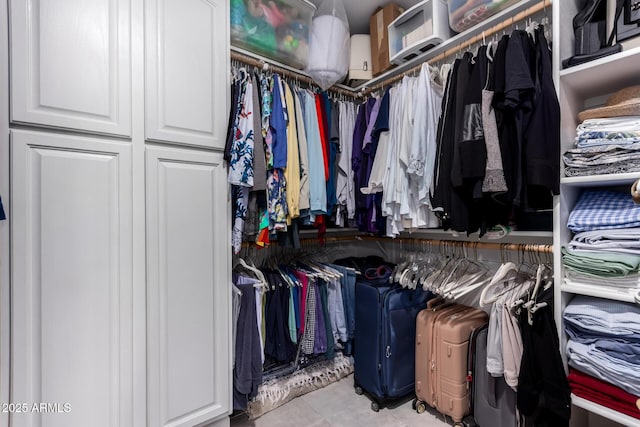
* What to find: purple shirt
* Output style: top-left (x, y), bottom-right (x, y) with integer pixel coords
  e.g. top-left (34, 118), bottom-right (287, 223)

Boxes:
top-left (363, 97), bottom-right (382, 148)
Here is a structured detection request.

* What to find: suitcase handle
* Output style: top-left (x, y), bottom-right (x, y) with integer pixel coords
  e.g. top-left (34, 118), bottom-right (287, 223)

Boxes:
top-left (427, 297), bottom-right (447, 310)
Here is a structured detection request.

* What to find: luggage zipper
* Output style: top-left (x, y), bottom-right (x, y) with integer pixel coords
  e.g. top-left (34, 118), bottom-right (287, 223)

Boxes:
top-left (467, 324), bottom-right (488, 412)
top-left (380, 289), bottom-right (390, 394)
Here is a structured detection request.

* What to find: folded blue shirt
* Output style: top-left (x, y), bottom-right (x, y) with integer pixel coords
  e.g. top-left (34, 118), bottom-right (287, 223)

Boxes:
top-left (564, 295), bottom-right (640, 342)
top-left (567, 189), bottom-right (640, 232)
top-left (567, 339), bottom-right (640, 396)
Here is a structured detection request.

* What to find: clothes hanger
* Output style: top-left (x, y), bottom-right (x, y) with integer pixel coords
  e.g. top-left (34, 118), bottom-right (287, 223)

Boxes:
top-left (393, 240), bottom-right (410, 283)
top-left (525, 16), bottom-right (539, 39)
top-left (232, 284), bottom-right (243, 297)
top-left (442, 256), bottom-right (490, 297)
top-left (234, 256), bottom-right (268, 290)
top-left (413, 243), bottom-right (438, 288)
top-left (421, 242), bottom-right (450, 291)
top-left (431, 244), bottom-right (466, 295)
top-left (479, 261), bottom-right (519, 306)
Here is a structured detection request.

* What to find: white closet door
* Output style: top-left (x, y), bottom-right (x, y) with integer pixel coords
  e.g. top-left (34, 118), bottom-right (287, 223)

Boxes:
top-left (11, 129), bottom-right (134, 427)
top-left (9, 0), bottom-right (132, 136)
top-left (146, 146), bottom-right (230, 427)
top-left (145, 0), bottom-right (228, 148)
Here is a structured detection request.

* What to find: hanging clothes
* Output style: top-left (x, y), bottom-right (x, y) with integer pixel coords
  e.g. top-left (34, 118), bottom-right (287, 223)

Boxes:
top-left (359, 90), bottom-right (389, 234)
top-left (382, 79), bottom-right (407, 237)
top-left (303, 90), bottom-right (327, 215)
top-left (352, 97), bottom-right (376, 232)
top-left (293, 89), bottom-right (311, 213)
top-left (522, 26), bottom-right (560, 209)
top-left (429, 27), bottom-right (560, 236)
top-left (407, 63), bottom-right (441, 230)
top-left (283, 82), bottom-right (301, 223)
top-left (431, 57), bottom-right (463, 230)
top-left (228, 74), bottom-right (255, 188)
top-left (518, 287), bottom-right (571, 427)
top-left (233, 275), bottom-right (263, 411)
top-left (336, 101), bottom-right (356, 225)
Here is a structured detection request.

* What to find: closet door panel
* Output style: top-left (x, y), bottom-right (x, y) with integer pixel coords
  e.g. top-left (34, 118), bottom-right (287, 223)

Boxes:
top-left (146, 146), bottom-right (230, 427)
top-left (11, 129), bottom-right (133, 427)
top-left (9, 0), bottom-right (131, 135)
top-left (145, 0), bottom-right (228, 148)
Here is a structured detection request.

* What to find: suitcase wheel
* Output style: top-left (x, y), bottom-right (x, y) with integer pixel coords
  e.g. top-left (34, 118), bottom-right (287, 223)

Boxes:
top-left (416, 400), bottom-right (427, 414)
top-left (462, 416), bottom-right (478, 427)
top-left (370, 401), bottom-right (380, 412)
top-left (354, 386), bottom-right (363, 395)
top-left (411, 398), bottom-right (417, 410)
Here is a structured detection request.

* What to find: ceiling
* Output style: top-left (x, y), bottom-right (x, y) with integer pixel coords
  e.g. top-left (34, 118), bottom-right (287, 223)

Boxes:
top-left (307, 0), bottom-right (421, 35)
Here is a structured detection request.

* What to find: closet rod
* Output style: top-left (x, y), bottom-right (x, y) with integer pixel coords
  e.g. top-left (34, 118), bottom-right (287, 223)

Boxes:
top-left (230, 50), bottom-right (360, 99)
top-left (339, 235), bottom-right (553, 254)
top-left (245, 235), bottom-right (554, 254)
top-left (362, 0), bottom-right (552, 96)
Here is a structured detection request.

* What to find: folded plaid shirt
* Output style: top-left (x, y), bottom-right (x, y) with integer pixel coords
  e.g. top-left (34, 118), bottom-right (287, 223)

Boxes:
top-left (564, 162), bottom-right (640, 177)
top-left (568, 190), bottom-right (640, 232)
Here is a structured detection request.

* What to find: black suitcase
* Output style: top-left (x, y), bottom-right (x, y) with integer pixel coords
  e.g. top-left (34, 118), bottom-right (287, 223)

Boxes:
top-left (353, 277), bottom-right (431, 412)
top-left (464, 325), bottom-right (517, 427)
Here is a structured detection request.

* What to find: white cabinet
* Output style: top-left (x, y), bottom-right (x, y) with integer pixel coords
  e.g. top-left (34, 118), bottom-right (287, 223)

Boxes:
top-left (146, 146), bottom-right (230, 427)
top-left (145, 0), bottom-right (229, 148)
top-left (9, 0), bottom-right (132, 136)
top-left (4, 0), bottom-right (232, 425)
top-left (10, 129), bottom-right (134, 427)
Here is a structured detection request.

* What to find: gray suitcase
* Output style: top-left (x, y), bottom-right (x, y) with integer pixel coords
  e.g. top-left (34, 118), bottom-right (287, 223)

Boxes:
top-left (465, 325), bottom-right (517, 427)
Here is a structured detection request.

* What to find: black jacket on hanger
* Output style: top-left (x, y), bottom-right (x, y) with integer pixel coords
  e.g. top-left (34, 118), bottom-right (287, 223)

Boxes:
top-left (522, 26), bottom-right (560, 210)
top-left (493, 34), bottom-right (518, 205)
top-left (504, 30), bottom-right (536, 208)
top-left (449, 52), bottom-right (476, 233)
top-left (431, 58), bottom-right (461, 228)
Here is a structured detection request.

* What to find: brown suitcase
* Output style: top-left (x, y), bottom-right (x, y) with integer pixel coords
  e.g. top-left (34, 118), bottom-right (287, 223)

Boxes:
top-left (414, 298), bottom-right (489, 423)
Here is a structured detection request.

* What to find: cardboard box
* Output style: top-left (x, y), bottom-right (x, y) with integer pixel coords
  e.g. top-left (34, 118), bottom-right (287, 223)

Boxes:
top-left (369, 4), bottom-right (403, 76)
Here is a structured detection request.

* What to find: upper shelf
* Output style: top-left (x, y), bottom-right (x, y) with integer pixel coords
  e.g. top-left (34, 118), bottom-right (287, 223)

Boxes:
top-left (560, 172), bottom-right (640, 187)
top-left (559, 46), bottom-right (640, 99)
top-left (231, 0), bottom-right (548, 95)
top-left (355, 0), bottom-right (547, 92)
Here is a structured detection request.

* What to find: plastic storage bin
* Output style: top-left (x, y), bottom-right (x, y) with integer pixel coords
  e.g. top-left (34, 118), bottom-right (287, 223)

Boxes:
top-left (230, 0), bottom-right (316, 69)
top-left (447, 0), bottom-right (520, 33)
top-left (388, 0), bottom-right (452, 65)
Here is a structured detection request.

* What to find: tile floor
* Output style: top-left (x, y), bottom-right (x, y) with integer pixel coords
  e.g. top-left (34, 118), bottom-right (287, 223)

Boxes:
top-left (230, 374), bottom-right (455, 427)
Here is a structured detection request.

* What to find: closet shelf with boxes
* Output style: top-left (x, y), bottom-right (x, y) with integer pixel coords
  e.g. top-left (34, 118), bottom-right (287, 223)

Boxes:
top-left (356, 0), bottom-right (551, 94)
top-left (230, 0), bottom-right (552, 95)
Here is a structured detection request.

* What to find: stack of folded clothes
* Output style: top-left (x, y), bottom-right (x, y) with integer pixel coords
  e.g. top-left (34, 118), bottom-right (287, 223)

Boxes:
top-left (564, 296), bottom-right (640, 402)
top-left (563, 116), bottom-right (640, 177)
top-left (564, 189), bottom-right (640, 291)
top-left (568, 369), bottom-right (640, 420)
